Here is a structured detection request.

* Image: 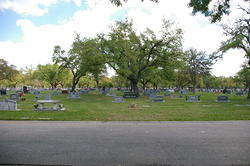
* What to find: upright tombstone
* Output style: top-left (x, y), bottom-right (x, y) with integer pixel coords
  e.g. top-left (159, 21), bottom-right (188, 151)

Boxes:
top-left (151, 95), bottom-right (165, 102)
top-left (164, 90), bottom-right (171, 96)
top-left (236, 91), bottom-right (244, 96)
top-left (9, 93), bottom-right (20, 101)
top-left (112, 96), bottom-right (124, 103)
top-left (180, 90), bottom-right (187, 95)
top-left (186, 96), bottom-right (200, 102)
top-left (216, 96), bottom-right (230, 102)
top-left (44, 94), bottom-right (51, 100)
top-left (0, 88), bottom-right (7, 95)
top-left (123, 91), bottom-right (138, 99)
top-left (170, 94), bottom-right (183, 99)
top-left (51, 91), bottom-right (59, 96)
top-left (0, 99), bottom-right (18, 111)
top-left (68, 92), bottom-right (80, 99)
top-left (80, 89), bottom-right (89, 94)
top-left (33, 91), bottom-right (41, 100)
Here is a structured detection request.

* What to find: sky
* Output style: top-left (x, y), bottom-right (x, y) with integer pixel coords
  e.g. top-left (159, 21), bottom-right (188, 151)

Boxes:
top-left (0, 0), bottom-right (248, 77)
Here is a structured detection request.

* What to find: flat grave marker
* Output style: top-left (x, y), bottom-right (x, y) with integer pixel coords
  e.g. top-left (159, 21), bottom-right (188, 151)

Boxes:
top-left (112, 96), bottom-right (124, 103)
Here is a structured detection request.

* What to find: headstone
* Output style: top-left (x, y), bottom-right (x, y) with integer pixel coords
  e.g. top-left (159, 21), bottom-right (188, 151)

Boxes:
top-left (123, 91), bottom-right (138, 98)
top-left (186, 96), bottom-right (200, 102)
top-left (152, 95), bottom-right (165, 102)
top-left (143, 91), bottom-right (151, 96)
top-left (170, 95), bottom-right (183, 99)
top-left (0, 89), bottom-right (7, 95)
top-left (33, 91), bottom-right (41, 95)
top-left (0, 100), bottom-right (18, 111)
top-left (44, 94), bottom-right (51, 100)
top-left (106, 93), bottom-right (116, 97)
top-left (236, 91), bottom-right (244, 96)
top-left (216, 96), bottom-right (230, 102)
top-left (51, 91), bottom-right (59, 96)
top-left (164, 90), bottom-right (171, 96)
top-left (9, 93), bottom-right (20, 101)
top-left (68, 92), bottom-right (80, 99)
top-left (180, 90), bottom-right (187, 95)
top-left (80, 89), bottom-right (89, 94)
top-left (112, 96), bottom-right (124, 103)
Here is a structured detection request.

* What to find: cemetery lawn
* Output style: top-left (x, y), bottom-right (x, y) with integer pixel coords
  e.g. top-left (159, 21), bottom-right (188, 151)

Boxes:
top-left (0, 91), bottom-right (250, 121)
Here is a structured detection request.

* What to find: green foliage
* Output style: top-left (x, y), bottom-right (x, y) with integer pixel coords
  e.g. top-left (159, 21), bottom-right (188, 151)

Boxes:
top-left (188, 0), bottom-right (231, 23)
top-left (53, 35), bottom-right (106, 91)
top-left (185, 48), bottom-right (215, 92)
top-left (99, 19), bottom-right (183, 93)
top-left (33, 64), bottom-right (70, 89)
top-left (236, 64), bottom-right (250, 98)
top-left (0, 59), bottom-right (19, 82)
top-left (219, 12), bottom-right (250, 60)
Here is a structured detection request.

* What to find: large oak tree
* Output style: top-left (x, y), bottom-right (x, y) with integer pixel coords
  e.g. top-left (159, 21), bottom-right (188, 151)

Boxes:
top-left (99, 19), bottom-right (183, 94)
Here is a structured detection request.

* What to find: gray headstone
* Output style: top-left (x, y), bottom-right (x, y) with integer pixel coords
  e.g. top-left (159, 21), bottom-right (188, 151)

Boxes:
top-left (10, 93), bottom-right (19, 101)
top-left (112, 96), bottom-right (124, 103)
top-left (152, 96), bottom-right (165, 102)
top-left (44, 94), bottom-right (51, 100)
top-left (236, 91), bottom-right (244, 96)
top-left (0, 100), bottom-right (17, 110)
top-left (106, 93), bottom-right (116, 97)
top-left (68, 92), bottom-right (80, 99)
top-left (216, 96), bottom-right (230, 102)
top-left (186, 96), bottom-right (200, 102)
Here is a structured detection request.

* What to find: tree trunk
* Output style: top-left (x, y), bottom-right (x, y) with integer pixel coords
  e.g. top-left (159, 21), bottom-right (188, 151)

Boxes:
top-left (142, 83), bottom-right (146, 90)
top-left (130, 80), bottom-right (139, 96)
top-left (192, 77), bottom-right (196, 94)
top-left (247, 82), bottom-right (250, 99)
top-left (71, 76), bottom-right (80, 92)
top-left (95, 79), bottom-right (99, 88)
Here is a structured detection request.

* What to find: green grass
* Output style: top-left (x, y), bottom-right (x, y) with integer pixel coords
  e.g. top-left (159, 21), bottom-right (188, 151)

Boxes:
top-left (0, 91), bottom-right (250, 121)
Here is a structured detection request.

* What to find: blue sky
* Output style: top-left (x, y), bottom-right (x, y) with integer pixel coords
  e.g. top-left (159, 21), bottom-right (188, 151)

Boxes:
top-left (0, 1), bottom-right (87, 41)
top-left (0, 0), bottom-right (247, 76)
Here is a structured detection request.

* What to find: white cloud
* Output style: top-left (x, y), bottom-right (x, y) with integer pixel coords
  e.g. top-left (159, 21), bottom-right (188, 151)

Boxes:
top-left (0, 0), bottom-right (248, 77)
top-left (212, 50), bottom-right (246, 77)
top-left (0, 0), bottom-right (58, 16)
top-left (0, 0), bottom-right (86, 16)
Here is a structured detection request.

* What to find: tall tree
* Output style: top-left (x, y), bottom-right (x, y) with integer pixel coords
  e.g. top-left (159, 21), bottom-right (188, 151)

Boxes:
top-left (53, 35), bottom-right (106, 91)
top-left (0, 59), bottom-right (19, 82)
top-left (99, 19), bottom-right (183, 95)
top-left (185, 48), bottom-right (215, 93)
top-left (218, 7), bottom-right (250, 97)
top-left (33, 64), bottom-right (69, 89)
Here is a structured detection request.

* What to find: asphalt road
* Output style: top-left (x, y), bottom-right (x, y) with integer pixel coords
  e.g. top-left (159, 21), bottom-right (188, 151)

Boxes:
top-left (0, 121), bottom-right (250, 166)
